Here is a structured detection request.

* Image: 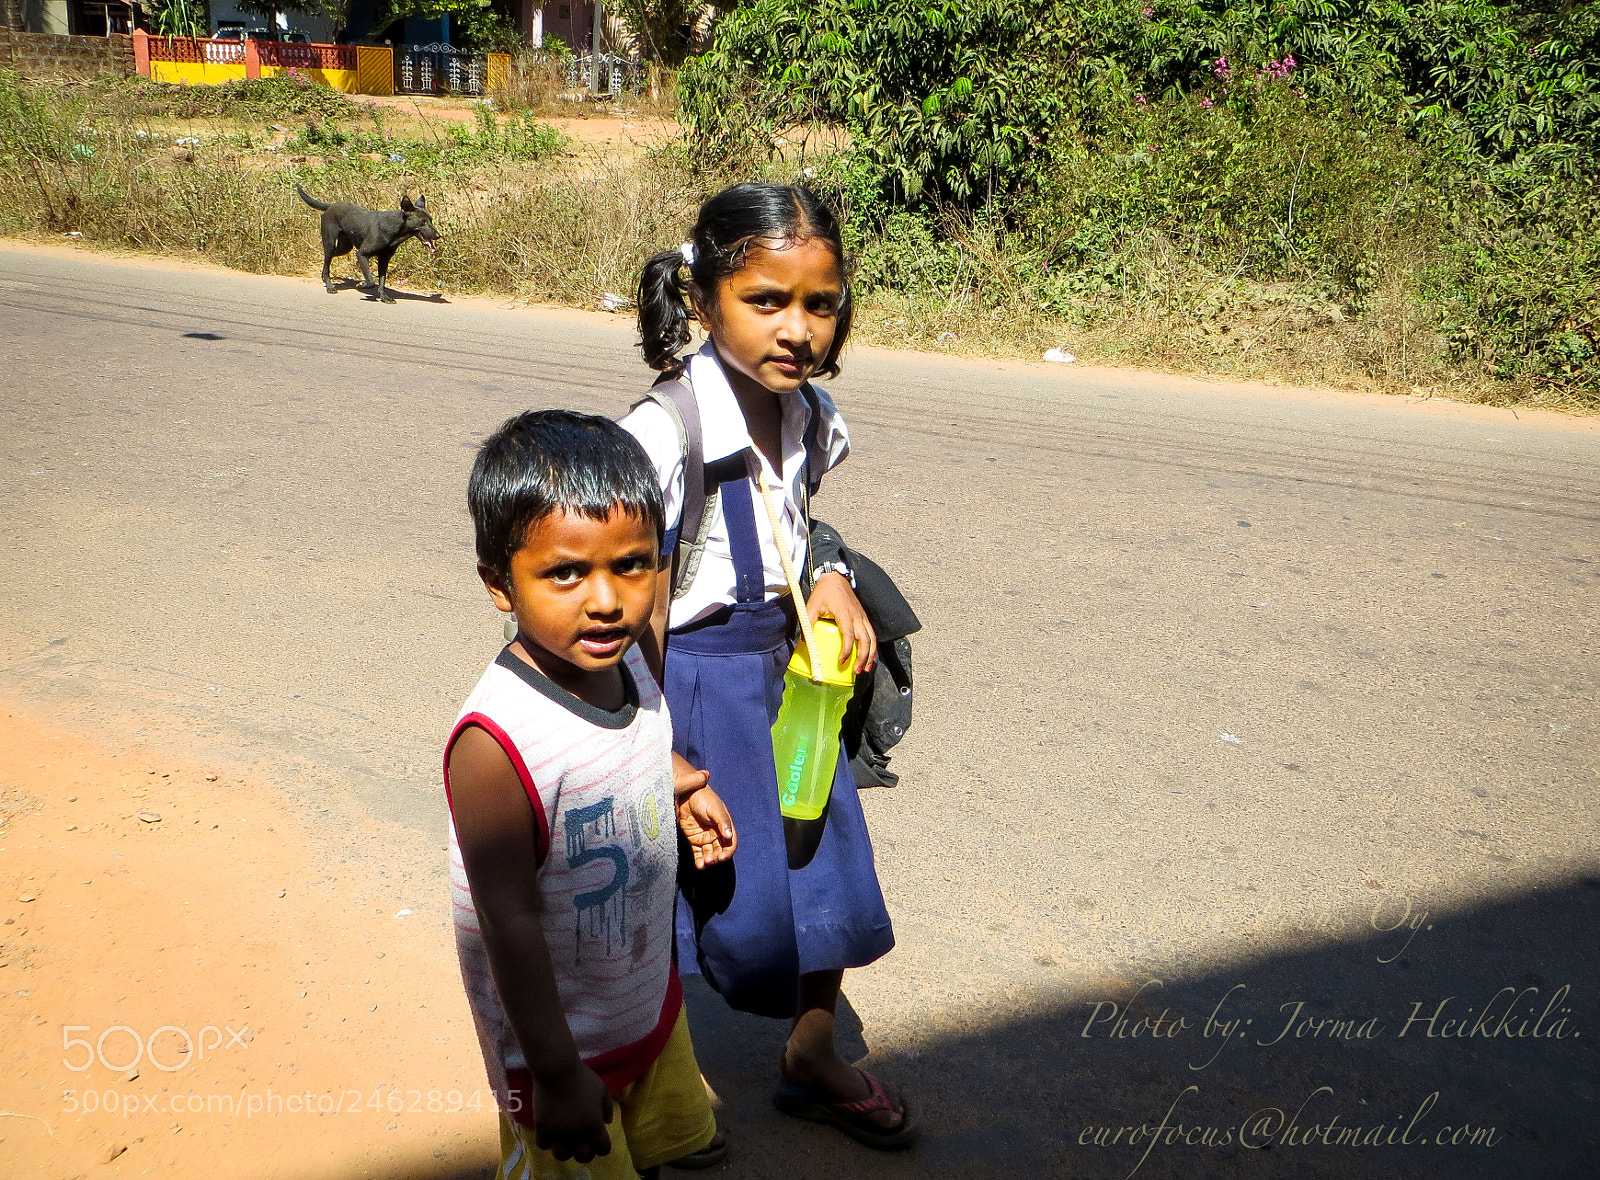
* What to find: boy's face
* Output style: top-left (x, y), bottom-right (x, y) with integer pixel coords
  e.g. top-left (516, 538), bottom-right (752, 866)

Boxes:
top-left (481, 507), bottom-right (659, 697)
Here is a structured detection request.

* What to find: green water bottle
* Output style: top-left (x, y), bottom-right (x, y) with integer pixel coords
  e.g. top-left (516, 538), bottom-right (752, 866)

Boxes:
top-left (772, 618), bottom-right (857, 822)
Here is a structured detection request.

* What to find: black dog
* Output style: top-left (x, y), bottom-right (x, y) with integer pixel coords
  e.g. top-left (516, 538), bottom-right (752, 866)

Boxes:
top-left (296, 186), bottom-right (439, 304)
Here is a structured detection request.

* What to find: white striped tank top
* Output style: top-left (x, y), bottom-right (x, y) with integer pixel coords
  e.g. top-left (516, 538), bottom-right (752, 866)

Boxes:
top-left (444, 643), bottom-right (680, 1117)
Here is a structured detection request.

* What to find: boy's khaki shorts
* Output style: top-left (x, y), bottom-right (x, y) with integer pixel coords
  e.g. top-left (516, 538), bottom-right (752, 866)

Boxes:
top-left (495, 1008), bottom-right (718, 1180)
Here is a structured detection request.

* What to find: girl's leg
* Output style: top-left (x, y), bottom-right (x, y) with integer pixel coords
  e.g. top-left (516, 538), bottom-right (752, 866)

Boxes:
top-left (780, 969), bottom-right (907, 1130)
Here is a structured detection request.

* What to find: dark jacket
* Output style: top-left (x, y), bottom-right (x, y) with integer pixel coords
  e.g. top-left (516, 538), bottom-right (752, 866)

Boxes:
top-left (810, 520), bottom-right (920, 789)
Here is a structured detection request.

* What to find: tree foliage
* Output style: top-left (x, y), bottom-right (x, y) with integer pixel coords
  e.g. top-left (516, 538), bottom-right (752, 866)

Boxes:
top-left (231, 0), bottom-right (340, 28)
top-left (681, 0), bottom-right (1081, 202)
top-left (147, 0), bottom-right (206, 37)
top-left (606, 0), bottom-right (707, 65)
top-left (682, 0), bottom-right (1600, 202)
top-left (678, 0), bottom-right (1600, 392)
top-left (367, 0), bottom-right (528, 51)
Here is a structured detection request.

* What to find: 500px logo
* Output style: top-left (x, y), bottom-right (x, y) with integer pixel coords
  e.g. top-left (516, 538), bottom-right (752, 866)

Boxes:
top-left (62, 1024), bottom-right (251, 1073)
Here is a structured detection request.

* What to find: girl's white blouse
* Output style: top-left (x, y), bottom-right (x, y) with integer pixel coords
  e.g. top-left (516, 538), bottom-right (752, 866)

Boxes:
top-left (620, 343), bottom-right (850, 630)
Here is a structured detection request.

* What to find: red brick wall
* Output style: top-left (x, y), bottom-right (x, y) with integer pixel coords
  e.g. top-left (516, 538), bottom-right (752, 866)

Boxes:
top-left (0, 30), bottom-right (134, 78)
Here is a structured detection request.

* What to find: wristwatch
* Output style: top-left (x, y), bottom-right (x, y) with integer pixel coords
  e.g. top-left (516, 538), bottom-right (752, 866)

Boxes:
top-left (811, 560), bottom-right (856, 588)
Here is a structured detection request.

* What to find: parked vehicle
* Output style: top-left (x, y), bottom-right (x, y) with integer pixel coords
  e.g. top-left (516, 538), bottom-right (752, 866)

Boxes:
top-left (213, 27), bottom-right (278, 41)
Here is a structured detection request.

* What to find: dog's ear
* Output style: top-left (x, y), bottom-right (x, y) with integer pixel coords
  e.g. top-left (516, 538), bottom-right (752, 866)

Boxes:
top-left (399, 194), bottom-right (416, 212)
top-left (416, 195), bottom-right (428, 210)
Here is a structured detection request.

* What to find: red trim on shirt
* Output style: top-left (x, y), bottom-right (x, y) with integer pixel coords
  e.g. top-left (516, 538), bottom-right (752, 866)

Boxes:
top-left (503, 967), bottom-right (684, 1120)
top-left (443, 712), bottom-right (549, 866)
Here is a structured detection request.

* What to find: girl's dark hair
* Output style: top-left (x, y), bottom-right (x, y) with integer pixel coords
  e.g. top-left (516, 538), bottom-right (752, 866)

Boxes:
top-left (636, 182), bottom-right (853, 378)
top-left (469, 409), bottom-right (664, 584)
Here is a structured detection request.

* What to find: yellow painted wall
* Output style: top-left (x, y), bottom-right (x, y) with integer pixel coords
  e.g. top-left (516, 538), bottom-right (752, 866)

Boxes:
top-left (148, 44), bottom-right (391, 98)
top-left (260, 65), bottom-right (356, 92)
top-left (355, 46), bottom-right (393, 97)
top-left (150, 61), bottom-right (246, 85)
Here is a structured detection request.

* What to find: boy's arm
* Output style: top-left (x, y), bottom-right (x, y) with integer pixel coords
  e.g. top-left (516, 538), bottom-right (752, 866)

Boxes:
top-left (448, 725), bottom-right (613, 1164)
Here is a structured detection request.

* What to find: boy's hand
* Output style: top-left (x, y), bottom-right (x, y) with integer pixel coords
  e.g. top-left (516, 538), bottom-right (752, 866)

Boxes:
top-left (531, 1060), bottom-right (613, 1163)
top-left (673, 755), bottom-right (736, 869)
top-left (806, 572), bottom-right (876, 675)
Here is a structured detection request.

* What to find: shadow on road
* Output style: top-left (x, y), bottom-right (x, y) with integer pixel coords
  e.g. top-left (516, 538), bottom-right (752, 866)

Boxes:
top-left (323, 277), bottom-right (449, 303)
top-left (684, 876), bottom-right (1598, 1179)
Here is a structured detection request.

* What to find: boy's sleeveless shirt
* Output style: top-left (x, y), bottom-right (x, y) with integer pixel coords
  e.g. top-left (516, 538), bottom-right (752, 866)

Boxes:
top-left (443, 644), bottom-right (680, 1111)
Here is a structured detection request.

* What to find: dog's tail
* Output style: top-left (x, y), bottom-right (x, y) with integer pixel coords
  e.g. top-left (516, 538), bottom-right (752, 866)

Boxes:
top-left (295, 185), bottom-right (330, 212)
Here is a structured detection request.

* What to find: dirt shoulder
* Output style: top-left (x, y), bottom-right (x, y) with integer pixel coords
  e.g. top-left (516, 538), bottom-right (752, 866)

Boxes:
top-left (343, 92), bottom-right (681, 151)
top-left (0, 705), bottom-right (498, 1180)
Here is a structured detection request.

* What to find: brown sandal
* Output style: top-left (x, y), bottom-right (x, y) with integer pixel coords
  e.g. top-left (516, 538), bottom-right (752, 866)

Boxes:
top-left (664, 1127), bottom-right (729, 1170)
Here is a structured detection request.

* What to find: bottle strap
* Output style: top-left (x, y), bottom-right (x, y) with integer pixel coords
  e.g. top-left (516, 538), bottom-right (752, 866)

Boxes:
top-left (756, 464), bottom-right (820, 682)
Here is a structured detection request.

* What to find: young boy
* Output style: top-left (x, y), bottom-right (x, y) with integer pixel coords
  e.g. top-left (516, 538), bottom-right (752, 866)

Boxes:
top-left (446, 410), bottom-right (736, 1179)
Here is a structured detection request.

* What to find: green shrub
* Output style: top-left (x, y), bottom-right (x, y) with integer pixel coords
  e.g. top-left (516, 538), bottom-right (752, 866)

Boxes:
top-left (678, 0), bottom-right (1600, 396)
top-left (101, 74), bottom-right (362, 122)
top-left (681, 0), bottom-right (1078, 205)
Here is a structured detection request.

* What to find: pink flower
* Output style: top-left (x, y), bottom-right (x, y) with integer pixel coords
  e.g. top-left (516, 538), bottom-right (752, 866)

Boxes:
top-left (1257, 55), bottom-right (1297, 82)
top-left (1135, 94), bottom-right (1148, 105)
top-left (1200, 97), bottom-right (1213, 109)
top-left (1142, 6), bottom-right (1153, 18)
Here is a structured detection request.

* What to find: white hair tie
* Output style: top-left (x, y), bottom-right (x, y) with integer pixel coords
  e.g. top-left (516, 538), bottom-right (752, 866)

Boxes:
top-left (679, 241), bottom-right (696, 267)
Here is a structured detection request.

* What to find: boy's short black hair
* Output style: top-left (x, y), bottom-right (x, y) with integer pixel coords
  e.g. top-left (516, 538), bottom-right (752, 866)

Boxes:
top-left (468, 409), bottom-right (665, 583)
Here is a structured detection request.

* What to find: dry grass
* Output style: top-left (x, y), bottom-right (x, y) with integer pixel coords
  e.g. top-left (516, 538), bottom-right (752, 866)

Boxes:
top-left (489, 51), bottom-right (573, 117)
top-left (612, 66), bottom-right (681, 122)
top-left (421, 151), bottom-right (701, 304)
top-left (0, 70), bottom-right (698, 309)
top-left (2, 72), bottom-right (1590, 411)
top-left (854, 224), bottom-right (1442, 388)
top-left (843, 206), bottom-right (1596, 412)
top-left (490, 54), bottom-right (683, 122)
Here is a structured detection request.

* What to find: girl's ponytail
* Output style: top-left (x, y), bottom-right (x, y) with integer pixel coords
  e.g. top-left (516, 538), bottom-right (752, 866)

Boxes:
top-left (636, 247), bottom-right (694, 371)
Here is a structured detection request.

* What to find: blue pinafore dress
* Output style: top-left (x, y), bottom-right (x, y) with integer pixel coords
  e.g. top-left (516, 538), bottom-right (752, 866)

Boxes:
top-left (664, 456), bottom-right (894, 1020)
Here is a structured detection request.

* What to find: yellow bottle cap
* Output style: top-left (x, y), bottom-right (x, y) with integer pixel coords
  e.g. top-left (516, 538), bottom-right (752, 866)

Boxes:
top-left (788, 618), bottom-right (857, 687)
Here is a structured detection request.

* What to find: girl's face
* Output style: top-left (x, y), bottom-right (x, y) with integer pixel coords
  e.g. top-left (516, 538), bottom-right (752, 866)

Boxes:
top-left (693, 238), bottom-right (844, 395)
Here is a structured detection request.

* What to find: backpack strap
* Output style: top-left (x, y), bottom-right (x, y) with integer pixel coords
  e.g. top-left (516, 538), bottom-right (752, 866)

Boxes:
top-left (799, 382), bottom-right (826, 499)
top-left (796, 382), bottom-right (832, 595)
top-left (631, 372), bottom-right (717, 600)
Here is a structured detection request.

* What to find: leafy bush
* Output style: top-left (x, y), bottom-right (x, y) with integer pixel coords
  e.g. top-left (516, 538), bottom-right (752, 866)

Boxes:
top-left (685, 0), bottom-right (1600, 202)
top-left (681, 0), bottom-right (1078, 204)
top-left (679, 0), bottom-right (1600, 397)
top-left (1104, 0), bottom-right (1600, 176)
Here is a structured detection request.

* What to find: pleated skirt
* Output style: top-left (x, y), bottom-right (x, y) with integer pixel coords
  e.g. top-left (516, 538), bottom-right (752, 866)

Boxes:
top-left (664, 596), bottom-right (895, 1019)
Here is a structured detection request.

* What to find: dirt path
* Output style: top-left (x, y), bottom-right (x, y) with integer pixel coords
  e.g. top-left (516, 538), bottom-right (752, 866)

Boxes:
top-left (0, 706), bottom-right (498, 1180)
top-left (344, 92), bottom-right (681, 151)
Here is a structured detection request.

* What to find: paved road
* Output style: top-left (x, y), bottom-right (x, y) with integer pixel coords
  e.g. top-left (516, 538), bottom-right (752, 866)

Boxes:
top-left (3, 246), bottom-right (1597, 1179)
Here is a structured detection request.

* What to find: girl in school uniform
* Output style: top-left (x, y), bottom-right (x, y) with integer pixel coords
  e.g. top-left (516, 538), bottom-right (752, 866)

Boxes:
top-left (620, 183), bottom-right (918, 1149)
